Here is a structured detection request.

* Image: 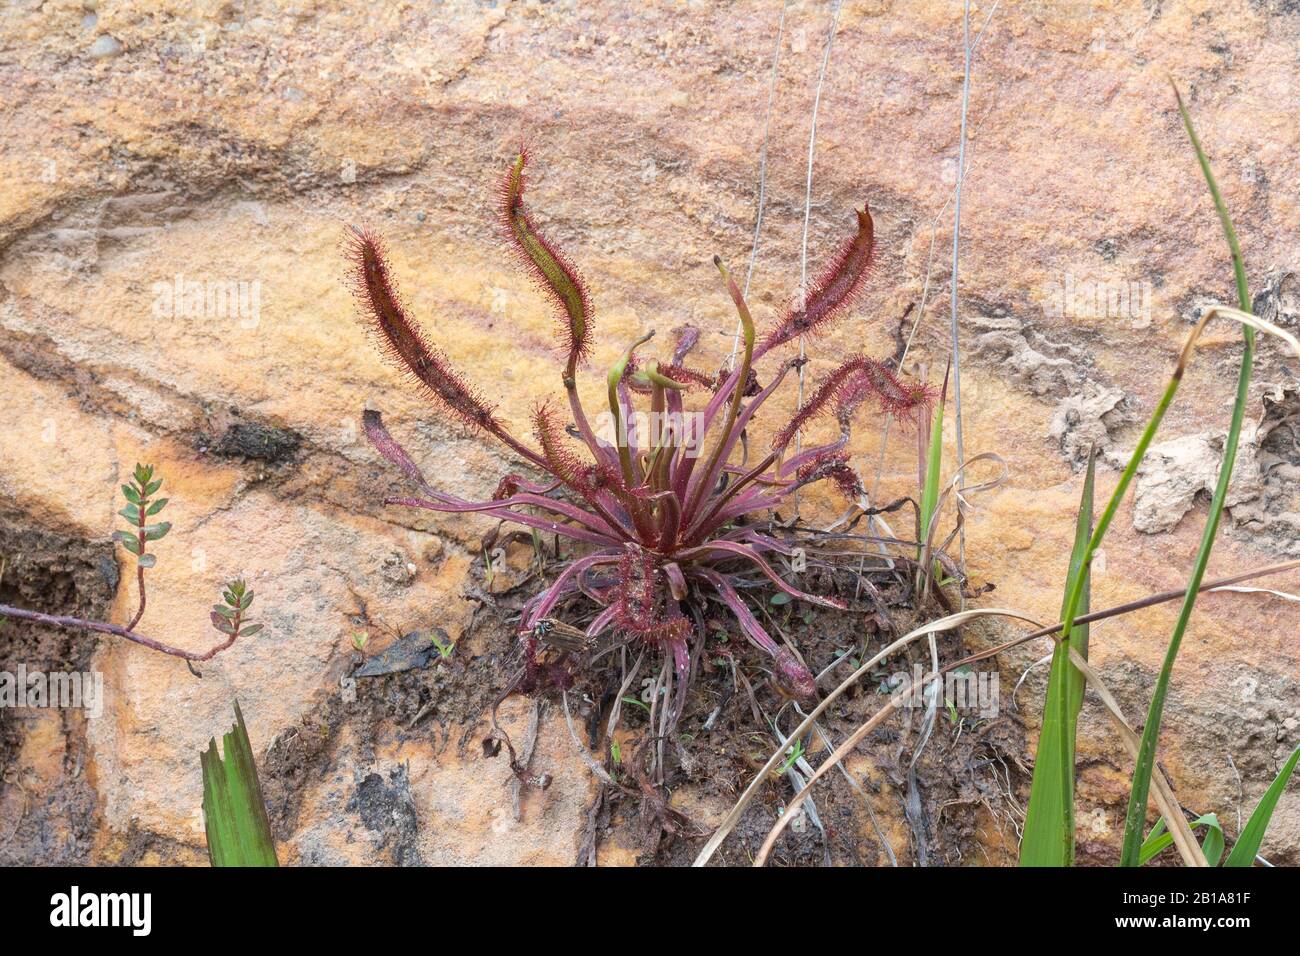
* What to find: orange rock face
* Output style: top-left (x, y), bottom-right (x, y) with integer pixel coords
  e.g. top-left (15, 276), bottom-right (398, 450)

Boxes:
top-left (1, 1), bottom-right (1297, 865)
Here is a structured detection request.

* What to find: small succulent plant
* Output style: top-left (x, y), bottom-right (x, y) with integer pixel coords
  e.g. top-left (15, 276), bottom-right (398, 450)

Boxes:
top-left (350, 149), bottom-right (929, 701)
top-left (0, 463), bottom-right (261, 672)
top-left (210, 579), bottom-right (262, 644)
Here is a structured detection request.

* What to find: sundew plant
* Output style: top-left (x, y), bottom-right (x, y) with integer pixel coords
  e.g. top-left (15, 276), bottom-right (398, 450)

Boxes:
top-left (350, 150), bottom-right (929, 704)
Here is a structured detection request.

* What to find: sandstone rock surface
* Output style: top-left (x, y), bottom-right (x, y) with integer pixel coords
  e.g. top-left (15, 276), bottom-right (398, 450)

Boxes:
top-left (1, 0), bottom-right (1298, 865)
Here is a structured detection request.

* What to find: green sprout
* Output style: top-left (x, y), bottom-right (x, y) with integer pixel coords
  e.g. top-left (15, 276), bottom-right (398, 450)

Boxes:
top-left (430, 631), bottom-right (455, 660)
top-left (777, 738), bottom-right (805, 774)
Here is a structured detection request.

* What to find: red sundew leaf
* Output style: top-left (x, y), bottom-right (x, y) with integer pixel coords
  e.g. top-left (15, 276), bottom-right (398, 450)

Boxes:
top-left (758, 206), bottom-right (875, 356)
top-left (492, 475), bottom-right (521, 501)
top-left (682, 540), bottom-right (845, 611)
top-left (533, 401), bottom-right (589, 489)
top-left (347, 227), bottom-right (500, 433)
top-left (362, 409), bottom-right (430, 488)
top-left (661, 612), bottom-right (693, 683)
top-left (670, 324), bottom-right (701, 363)
top-left (657, 363), bottom-right (715, 389)
top-left (772, 355), bottom-right (932, 452)
top-left (613, 544), bottom-right (661, 635)
top-left (663, 562), bottom-right (688, 601)
top-left (772, 648), bottom-right (816, 700)
top-left (500, 149), bottom-right (593, 367)
top-left (694, 569), bottom-right (812, 699)
top-left (794, 450), bottom-right (864, 500)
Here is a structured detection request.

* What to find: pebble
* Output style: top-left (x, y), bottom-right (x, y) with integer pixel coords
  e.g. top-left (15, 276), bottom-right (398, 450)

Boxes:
top-left (88, 35), bottom-right (122, 59)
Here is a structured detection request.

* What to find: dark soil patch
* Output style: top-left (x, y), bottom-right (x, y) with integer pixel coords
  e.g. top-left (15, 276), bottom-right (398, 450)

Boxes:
top-left (221, 543), bottom-right (1028, 867)
top-left (107, 823), bottom-right (208, 866)
top-left (627, 573), bottom-right (1028, 867)
top-left (256, 618), bottom-right (512, 842)
top-left (485, 551), bottom-right (1031, 867)
top-left (203, 421), bottom-right (302, 464)
top-left (346, 766), bottom-right (422, 865)
top-left (0, 520), bottom-right (117, 866)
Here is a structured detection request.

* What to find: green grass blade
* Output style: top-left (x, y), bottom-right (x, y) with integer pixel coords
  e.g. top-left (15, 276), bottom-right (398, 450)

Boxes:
top-left (918, 367), bottom-right (947, 559)
top-left (1117, 87), bottom-right (1255, 867)
top-left (1018, 322), bottom-right (1188, 864)
top-left (1020, 447), bottom-right (1094, 866)
top-left (1065, 450), bottom-right (1096, 721)
top-left (1138, 812), bottom-right (1223, 866)
top-left (1223, 745), bottom-right (1300, 867)
top-left (201, 700), bottom-right (279, 867)
top-left (1201, 812), bottom-right (1225, 866)
top-left (1137, 817), bottom-right (1171, 865)
top-left (1048, 354), bottom-right (1192, 707)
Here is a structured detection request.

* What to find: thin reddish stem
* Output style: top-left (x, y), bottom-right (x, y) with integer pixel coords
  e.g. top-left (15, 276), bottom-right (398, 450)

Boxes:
top-left (0, 604), bottom-right (238, 662)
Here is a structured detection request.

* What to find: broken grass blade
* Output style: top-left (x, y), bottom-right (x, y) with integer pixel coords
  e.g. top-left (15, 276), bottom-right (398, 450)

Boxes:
top-left (200, 700), bottom-right (278, 867)
top-left (1202, 814), bottom-right (1227, 866)
top-left (1065, 448), bottom-right (1096, 720)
